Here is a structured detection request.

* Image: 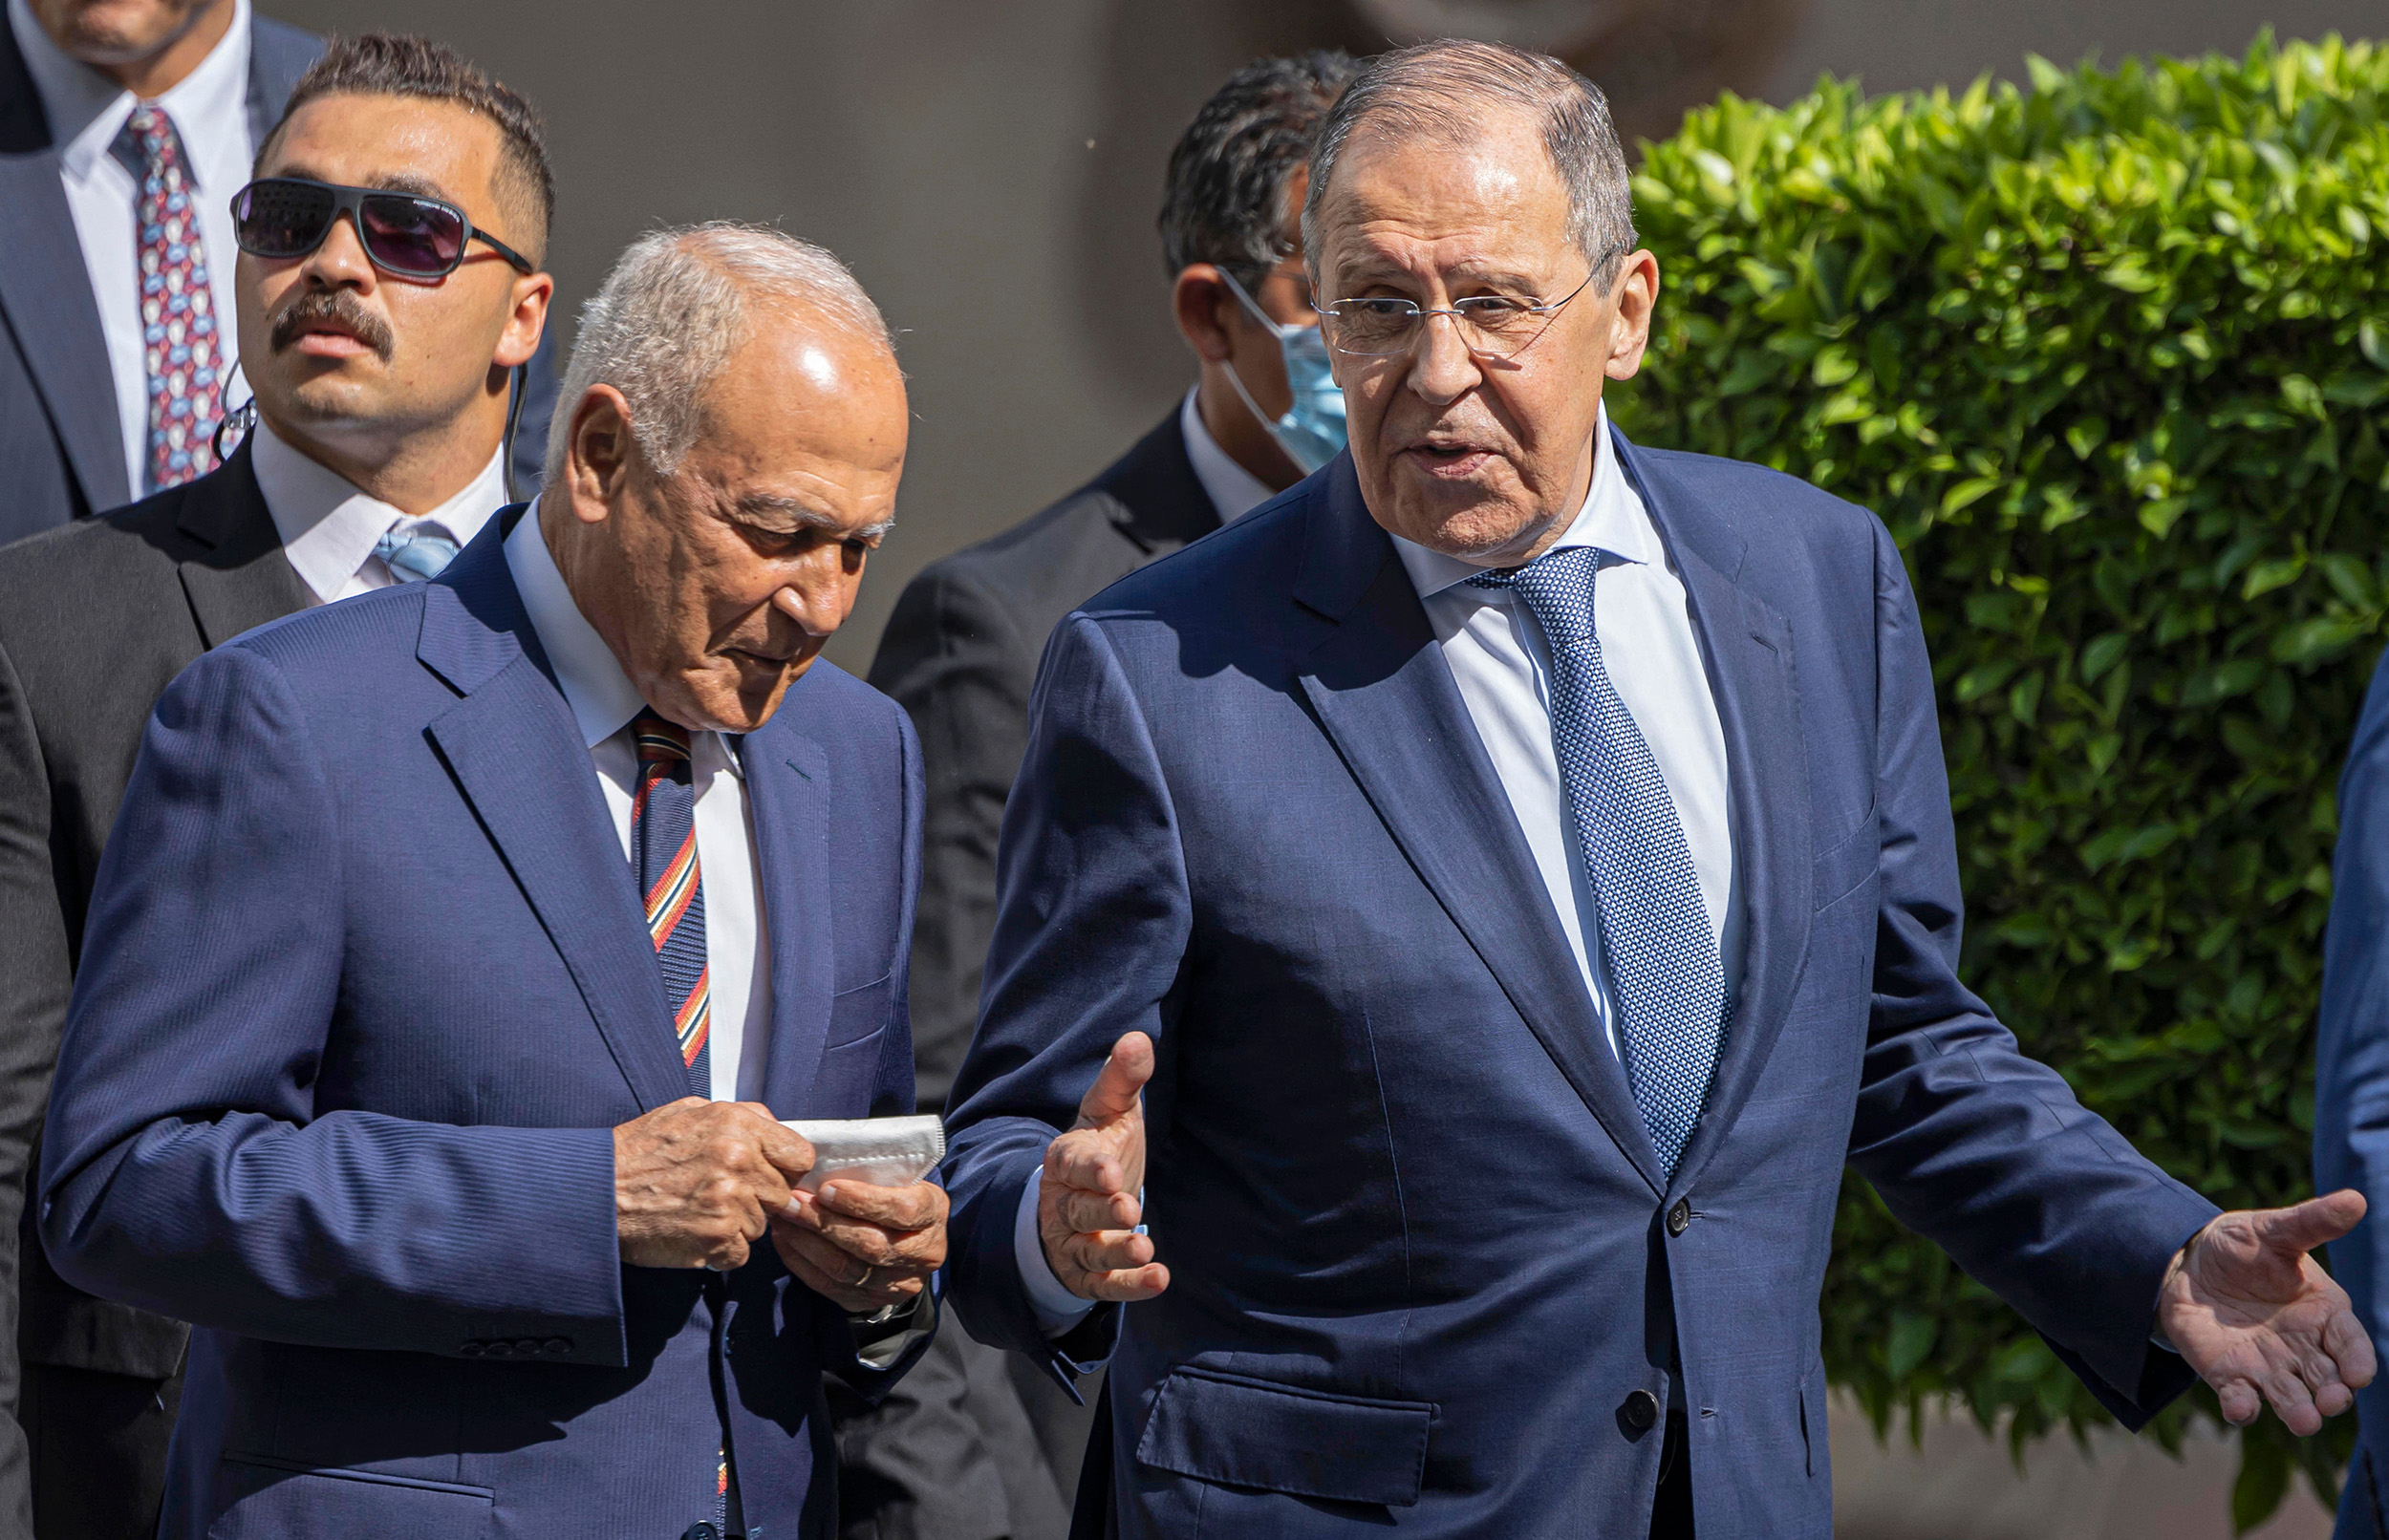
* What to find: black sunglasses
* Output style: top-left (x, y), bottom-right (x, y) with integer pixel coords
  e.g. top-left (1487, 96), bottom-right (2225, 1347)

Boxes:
top-left (230, 178), bottom-right (534, 279)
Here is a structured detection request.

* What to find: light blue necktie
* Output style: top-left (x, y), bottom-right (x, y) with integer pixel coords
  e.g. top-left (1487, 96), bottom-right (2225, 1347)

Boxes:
top-left (372, 525), bottom-right (459, 583)
top-left (1469, 547), bottom-right (1731, 1179)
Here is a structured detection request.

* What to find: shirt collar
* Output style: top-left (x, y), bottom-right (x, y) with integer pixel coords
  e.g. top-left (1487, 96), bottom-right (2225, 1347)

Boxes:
top-left (1389, 401), bottom-right (1658, 602)
top-left (1178, 388), bottom-right (1278, 525)
top-left (504, 503), bottom-right (652, 751)
top-left (250, 417), bottom-right (508, 605)
top-left (11, 0), bottom-right (253, 185)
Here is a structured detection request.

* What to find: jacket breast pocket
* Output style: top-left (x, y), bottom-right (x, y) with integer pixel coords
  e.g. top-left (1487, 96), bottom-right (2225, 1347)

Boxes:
top-left (1134, 1366), bottom-right (1434, 1508)
top-left (826, 970), bottom-right (894, 1049)
top-left (209, 1457), bottom-right (492, 1538)
top-left (1812, 803), bottom-right (1879, 912)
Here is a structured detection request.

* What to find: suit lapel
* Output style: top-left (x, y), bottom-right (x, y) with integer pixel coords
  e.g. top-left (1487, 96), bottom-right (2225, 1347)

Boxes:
top-left (172, 446), bottom-right (311, 646)
top-left (1611, 432), bottom-right (1815, 1194)
top-left (1100, 410), bottom-right (1225, 558)
top-left (1293, 463), bottom-right (1664, 1192)
top-left (748, 715), bottom-right (835, 1118)
top-left (0, 25), bottom-right (127, 516)
top-left (420, 530), bottom-right (689, 1112)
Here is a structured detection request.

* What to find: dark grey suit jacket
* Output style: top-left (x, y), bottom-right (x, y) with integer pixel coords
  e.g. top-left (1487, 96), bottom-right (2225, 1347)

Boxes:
top-left (0, 15), bottom-right (316, 543)
top-left (0, 13), bottom-right (557, 545)
top-left (869, 412), bottom-right (1221, 1111)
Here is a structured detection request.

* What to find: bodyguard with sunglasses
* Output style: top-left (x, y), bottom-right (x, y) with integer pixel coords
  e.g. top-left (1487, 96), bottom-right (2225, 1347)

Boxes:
top-left (938, 41), bottom-right (2373, 1540)
top-left (0, 32), bottom-right (554, 1539)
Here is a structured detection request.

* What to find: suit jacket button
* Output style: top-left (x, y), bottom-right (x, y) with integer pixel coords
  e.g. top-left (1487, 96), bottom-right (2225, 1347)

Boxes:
top-left (1621, 1388), bottom-right (1660, 1432)
top-left (682, 1525), bottom-right (722, 1540)
top-left (1667, 1199), bottom-right (1691, 1237)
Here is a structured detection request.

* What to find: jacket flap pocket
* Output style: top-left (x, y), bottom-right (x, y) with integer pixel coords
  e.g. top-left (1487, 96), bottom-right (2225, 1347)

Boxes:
top-left (1133, 1367), bottom-right (1433, 1508)
top-left (210, 1458), bottom-right (492, 1539)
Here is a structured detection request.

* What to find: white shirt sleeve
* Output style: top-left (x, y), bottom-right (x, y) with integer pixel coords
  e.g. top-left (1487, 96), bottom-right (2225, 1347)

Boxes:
top-left (1015, 1166), bottom-right (1097, 1336)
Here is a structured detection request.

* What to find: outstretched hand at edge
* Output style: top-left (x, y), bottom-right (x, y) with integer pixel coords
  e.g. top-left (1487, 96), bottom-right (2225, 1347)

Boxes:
top-left (2158, 1189), bottom-right (2376, 1435)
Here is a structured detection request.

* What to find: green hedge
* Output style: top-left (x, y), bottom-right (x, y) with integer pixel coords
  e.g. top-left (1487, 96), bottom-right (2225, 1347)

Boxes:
top-left (1613, 33), bottom-right (2389, 1531)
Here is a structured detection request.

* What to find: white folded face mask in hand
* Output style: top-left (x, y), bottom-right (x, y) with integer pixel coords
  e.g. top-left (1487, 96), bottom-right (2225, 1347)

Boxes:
top-left (780, 1115), bottom-right (945, 1192)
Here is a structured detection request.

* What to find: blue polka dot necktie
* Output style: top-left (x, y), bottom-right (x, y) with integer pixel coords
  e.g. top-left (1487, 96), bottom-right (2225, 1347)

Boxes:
top-left (1469, 547), bottom-right (1730, 1179)
top-left (632, 712), bottom-right (713, 1098)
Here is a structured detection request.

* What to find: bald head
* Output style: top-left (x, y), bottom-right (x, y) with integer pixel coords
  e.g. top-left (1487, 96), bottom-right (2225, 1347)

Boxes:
top-left (544, 224), bottom-right (908, 736)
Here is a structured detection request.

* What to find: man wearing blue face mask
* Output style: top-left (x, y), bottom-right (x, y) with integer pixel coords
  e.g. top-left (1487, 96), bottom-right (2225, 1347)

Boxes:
top-left (851, 50), bottom-right (1356, 1540)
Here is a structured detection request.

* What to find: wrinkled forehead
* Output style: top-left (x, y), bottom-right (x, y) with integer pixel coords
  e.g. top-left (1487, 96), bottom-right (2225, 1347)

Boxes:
top-left (687, 312), bottom-right (909, 482)
top-left (1312, 113), bottom-right (1576, 287)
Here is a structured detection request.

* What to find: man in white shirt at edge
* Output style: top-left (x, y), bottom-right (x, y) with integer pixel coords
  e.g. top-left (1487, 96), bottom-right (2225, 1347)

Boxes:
top-left (7, 0), bottom-right (262, 504)
top-left (0, 32), bottom-right (549, 1539)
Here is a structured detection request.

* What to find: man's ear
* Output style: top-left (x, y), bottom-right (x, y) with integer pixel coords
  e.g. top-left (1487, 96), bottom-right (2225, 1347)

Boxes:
top-left (564, 384), bottom-right (635, 524)
top-left (494, 271), bottom-right (553, 372)
top-left (1172, 265), bottom-right (1238, 364)
top-left (1604, 249), bottom-right (1662, 383)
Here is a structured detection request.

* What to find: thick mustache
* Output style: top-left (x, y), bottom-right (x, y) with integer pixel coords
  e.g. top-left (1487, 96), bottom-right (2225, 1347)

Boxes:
top-left (269, 291), bottom-right (395, 362)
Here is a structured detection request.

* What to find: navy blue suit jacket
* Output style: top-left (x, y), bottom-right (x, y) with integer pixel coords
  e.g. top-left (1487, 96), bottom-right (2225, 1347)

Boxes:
top-left (37, 517), bottom-right (928, 1539)
top-left (2314, 650), bottom-right (2389, 1537)
top-left (940, 434), bottom-right (2219, 1539)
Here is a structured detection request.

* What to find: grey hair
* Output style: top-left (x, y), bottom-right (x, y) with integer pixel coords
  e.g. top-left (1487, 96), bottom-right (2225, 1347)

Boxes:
top-left (544, 221), bottom-right (893, 486)
top-left (1302, 39), bottom-right (1635, 289)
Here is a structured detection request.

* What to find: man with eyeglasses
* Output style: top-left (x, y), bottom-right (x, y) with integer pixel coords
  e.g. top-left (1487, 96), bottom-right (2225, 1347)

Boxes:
top-left (851, 53), bottom-right (1352, 1540)
top-left (938, 39), bottom-right (2374, 1540)
top-left (0, 32), bottom-right (553, 1539)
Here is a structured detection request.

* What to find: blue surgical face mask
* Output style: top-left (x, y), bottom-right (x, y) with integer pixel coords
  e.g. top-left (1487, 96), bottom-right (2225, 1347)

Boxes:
top-left (1218, 269), bottom-right (1346, 476)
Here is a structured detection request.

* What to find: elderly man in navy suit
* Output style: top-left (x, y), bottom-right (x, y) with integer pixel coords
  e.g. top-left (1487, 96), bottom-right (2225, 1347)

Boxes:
top-left (940, 40), bottom-right (2375, 1539)
top-left (39, 222), bottom-right (945, 1540)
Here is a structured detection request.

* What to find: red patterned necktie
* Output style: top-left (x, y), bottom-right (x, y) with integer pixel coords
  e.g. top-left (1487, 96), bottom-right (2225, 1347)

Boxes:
top-left (125, 103), bottom-right (225, 491)
top-left (631, 712), bottom-right (712, 1096)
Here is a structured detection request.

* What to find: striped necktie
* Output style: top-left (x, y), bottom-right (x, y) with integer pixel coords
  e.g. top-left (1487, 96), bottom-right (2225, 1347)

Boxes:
top-left (631, 711), bottom-right (712, 1097)
top-left (1469, 547), bottom-right (1731, 1179)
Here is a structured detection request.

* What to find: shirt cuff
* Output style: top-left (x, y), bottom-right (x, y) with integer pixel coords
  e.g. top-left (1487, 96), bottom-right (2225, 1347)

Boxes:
top-left (1016, 1166), bottom-right (1097, 1337)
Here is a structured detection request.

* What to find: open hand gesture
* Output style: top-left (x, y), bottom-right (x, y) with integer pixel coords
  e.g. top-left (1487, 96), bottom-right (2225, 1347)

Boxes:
top-left (1038, 1032), bottom-right (1170, 1304)
top-left (2158, 1189), bottom-right (2377, 1434)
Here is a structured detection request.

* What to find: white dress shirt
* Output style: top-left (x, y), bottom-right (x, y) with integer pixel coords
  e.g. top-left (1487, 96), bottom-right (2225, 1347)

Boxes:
top-left (505, 508), bottom-right (773, 1105)
top-left (1389, 401), bottom-right (1744, 1057)
top-left (249, 420), bottom-right (508, 604)
top-left (8, 0), bottom-right (254, 497)
top-left (1016, 402), bottom-right (1744, 1336)
top-left (1178, 388), bottom-right (1276, 524)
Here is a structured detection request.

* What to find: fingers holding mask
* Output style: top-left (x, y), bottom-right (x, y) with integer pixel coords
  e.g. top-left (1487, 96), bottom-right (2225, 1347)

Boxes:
top-left (773, 1179), bottom-right (946, 1313)
top-left (772, 1224), bottom-right (922, 1314)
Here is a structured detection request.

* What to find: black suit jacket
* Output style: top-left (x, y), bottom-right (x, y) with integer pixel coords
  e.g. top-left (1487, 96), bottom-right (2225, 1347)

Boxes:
top-left (0, 14), bottom-right (557, 544)
top-left (0, 444), bottom-right (309, 1376)
top-left (868, 412), bottom-right (1221, 1111)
